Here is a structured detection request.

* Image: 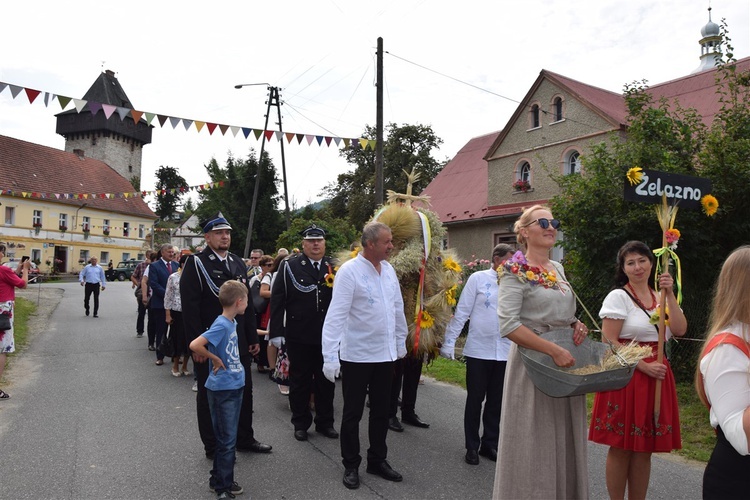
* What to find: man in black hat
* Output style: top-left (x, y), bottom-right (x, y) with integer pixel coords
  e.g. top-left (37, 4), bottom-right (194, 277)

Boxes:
top-left (269, 224), bottom-right (338, 442)
top-left (180, 212), bottom-right (272, 459)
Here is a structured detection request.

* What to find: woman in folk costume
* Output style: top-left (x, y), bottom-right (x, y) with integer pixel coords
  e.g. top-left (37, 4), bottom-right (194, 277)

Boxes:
top-left (493, 205), bottom-right (590, 499)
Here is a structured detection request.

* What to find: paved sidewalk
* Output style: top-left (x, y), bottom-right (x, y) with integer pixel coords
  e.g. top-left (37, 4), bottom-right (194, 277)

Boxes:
top-left (0, 282), bottom-right (705, 499)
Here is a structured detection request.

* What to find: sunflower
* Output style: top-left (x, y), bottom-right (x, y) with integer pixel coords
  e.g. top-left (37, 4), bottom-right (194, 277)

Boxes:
top-left (626, 166), bottom-right (644, 186)
top-left (443, 257), bottom-right (462, 273)
top-left (418, 309), bottom-right (435, 329)
top-left (701, 194), bottom-right (719, 217)
top-left (445, 285), bottom-right (457, 307)
top-left (324, 273), bottom-right (335, 288)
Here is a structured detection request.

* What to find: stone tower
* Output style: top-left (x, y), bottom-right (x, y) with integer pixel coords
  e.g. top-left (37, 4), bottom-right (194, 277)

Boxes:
top-left (693, 7), bottom-right (723, 73)
top-left (55, 69), bottom-right (152, 186)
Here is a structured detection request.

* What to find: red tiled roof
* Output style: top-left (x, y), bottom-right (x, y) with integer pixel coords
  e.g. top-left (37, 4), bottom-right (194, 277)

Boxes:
top-left (0, 134), bottom-right (156, 219)
top-left (418, 131), bottom-right (500, 223)
top-left (543, 70), bottom-right (629, 126)
top-left (646, 56), bottom-right (750, 125)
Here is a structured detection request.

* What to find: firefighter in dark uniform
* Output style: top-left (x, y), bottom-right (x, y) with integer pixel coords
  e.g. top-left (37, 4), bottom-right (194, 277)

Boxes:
top-left (269, 224), bottom-right (339, 442)
top-left (181, 212), bottom-right (272, 457)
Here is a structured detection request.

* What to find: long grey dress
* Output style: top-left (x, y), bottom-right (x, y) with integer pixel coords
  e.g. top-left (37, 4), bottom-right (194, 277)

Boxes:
top-left (492, 260), bottom-right (589, 499)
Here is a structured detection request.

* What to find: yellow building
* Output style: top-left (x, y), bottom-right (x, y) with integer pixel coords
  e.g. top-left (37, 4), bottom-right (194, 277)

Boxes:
top-left (1, 70), bottom-right (156, 274)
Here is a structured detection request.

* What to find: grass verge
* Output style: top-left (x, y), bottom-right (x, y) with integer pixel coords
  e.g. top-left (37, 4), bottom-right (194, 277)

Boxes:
top-left (424, 356), bottom-right (715, 463)
top-left (1, 297), bottom-right (35, 384)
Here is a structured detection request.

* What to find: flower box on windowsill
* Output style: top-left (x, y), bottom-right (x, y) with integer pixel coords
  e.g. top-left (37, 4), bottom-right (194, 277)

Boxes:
top-left (103, 230), bottom-right (110, 237)
top-left (513, 180), bottom-right (532, 193)
top-left (59, 225), bottom-right (68, 233)
top-left (83, 230), bottom-right (90, 239)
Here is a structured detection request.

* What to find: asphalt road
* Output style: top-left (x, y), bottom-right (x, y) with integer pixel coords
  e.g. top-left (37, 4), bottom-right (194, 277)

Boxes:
top-left (0, 281), bottom-right (706, 499)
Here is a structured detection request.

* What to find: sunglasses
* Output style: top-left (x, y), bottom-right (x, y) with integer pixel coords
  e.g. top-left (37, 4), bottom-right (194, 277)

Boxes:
top-left (523, 218), bottom-right (561, 230)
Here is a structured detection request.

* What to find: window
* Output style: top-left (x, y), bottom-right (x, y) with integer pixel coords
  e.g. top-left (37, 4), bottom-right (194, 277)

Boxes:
top-left (517, 161), bottom-right (531, 182)
top-left (4, 207), bottom-right (14, 225)
top-left (79, 249), bottom-right (90, 264)
top-left (82, 216), bottom-right (91, 231)
top-left (566, 150), bottom-right (581, 175)
top-left (103, 219), bottom-right (110, 235)
top-left (31, 249), bottom-right (41, 264)
top-left (100, 251), bottom-right (109, 264)
top-left (552, 97), bottom-right (563, 122)
top-left (123, 222), bottom-right (130, 237)
top-left (59, 213), bottom-right (68, 231)
top-left (138, 224), bottom-right (145, 239)
top-left (530, 104), bottom-right (540, 128)
top-left (32, 210), bottom-right (42, 227)
top-left (122, 252), bottom-right (131, 261)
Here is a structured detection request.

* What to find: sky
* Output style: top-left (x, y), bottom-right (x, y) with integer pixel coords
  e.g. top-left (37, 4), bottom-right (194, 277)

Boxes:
top-left (1, 0), bottom-right (748, 210)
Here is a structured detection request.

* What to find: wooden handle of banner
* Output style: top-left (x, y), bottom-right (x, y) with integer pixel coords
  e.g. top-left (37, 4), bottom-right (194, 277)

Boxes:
top-left (654, 243), bottom-right (668, 426)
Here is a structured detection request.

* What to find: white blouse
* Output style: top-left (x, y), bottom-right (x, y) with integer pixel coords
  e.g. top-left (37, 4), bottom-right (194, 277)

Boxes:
top-left (700, 322), bottom-right (750, 455)
top-left (599, 289), bottom-right (673, 343)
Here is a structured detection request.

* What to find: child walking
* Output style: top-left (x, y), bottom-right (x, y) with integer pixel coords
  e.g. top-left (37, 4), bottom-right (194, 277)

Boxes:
top-left (189, 280), bottom-right (249, 499)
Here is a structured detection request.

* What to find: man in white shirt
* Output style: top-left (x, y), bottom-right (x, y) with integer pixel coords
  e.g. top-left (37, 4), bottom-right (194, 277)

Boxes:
top-left (441, 243), bottom-right (514, 465)
top-left (322, 222), bottom-right (408, 490)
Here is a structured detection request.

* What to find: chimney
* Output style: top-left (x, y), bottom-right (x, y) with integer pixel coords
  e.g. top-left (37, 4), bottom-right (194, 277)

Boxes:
top-left (73, 149), bottom-right (85, 159)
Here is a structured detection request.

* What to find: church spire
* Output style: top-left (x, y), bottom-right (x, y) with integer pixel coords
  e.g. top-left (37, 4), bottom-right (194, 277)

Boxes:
top-left (693, 6), bottom-right (723, 73)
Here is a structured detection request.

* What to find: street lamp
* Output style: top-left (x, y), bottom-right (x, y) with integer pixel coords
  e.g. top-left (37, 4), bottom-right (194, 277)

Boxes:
top-left (235, 82), bottom-right (292, 256)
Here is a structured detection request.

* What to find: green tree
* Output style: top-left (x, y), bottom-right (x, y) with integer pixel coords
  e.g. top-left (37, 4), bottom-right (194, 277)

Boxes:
top-left (323, 123), bottom-right (446, 229)
top-left (549, 37), bottom-right (750, 381)
top-left (194, 150), bottom-right (285, 256)
top-left (154, 166), bottom-right (187, 221)
top-left (274, 216), bottom-right (359, 257)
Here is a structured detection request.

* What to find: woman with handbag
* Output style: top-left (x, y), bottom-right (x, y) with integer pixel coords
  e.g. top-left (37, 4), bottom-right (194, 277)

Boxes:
top-left (0, 244), bottom-right (31, 400)
top-left (164, 254), bottom-right (191, 377)
top-left (250, 255), bottom-right (274, 372)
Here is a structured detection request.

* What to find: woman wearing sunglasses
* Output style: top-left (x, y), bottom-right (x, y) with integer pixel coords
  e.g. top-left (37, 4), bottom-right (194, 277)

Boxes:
top-left (492, 204), bottom-right (590, 499)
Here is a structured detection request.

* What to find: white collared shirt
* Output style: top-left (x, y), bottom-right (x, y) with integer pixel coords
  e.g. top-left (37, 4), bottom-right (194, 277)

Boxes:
top-left (322, 254), bottom-right (407, 363)
top-left (444, 268), bottom-right (510, 361)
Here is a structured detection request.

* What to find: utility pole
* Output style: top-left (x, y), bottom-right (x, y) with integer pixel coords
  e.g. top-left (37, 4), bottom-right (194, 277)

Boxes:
top-left (375, 37), bottom-right (384, 206)
top-left (235, 84), bottom-right (291, 256)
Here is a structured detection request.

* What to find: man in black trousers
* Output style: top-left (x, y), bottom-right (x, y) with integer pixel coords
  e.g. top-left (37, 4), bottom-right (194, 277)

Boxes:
top-left (180, 212), bottom-right (272, 458)
top-left (269, 224), bottom-right (338, 442)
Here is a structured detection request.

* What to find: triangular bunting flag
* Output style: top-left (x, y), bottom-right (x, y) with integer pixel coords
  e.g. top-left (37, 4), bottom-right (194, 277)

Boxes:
top-left (306, 135), bottom-right (314, 145)
top-left (253, 129), bottom-right (263, 140)
top-left (88, 102), bottom-right (103, 116)
top-left (242, 127), bottom-right (252, 139)
top-left (9, 85), bottom-right (23, 98)
top-left (158, 115), bottom-right (169, 127)
top-left (0, 83), bottom-right (7, 94)
top-left (219, 124), bottom-right (229, 135)
top-left (73, 99), bottom-right (87, 112)
top-left (131, 110), bottom-right (144, 123)
top-left (43, 92), bottom-right (52, 107)
top-left (24, 88), bottom-right (41, 104)
top-left (264, 130), bottom-right (274, 141)
top-left (285, 133), bottom-right (295, 143)
top-left (183, 119), bottom-right (193, 131)
top-left (230, 126), bottom-right (240, 137)
top-left (296, 134), bottom-right (304, 144)
top-left (57, 96), bottom-right (72, 110)
top-left (343, 138), bottom-right (351, 148)
top-left (274, 131), bottom-right (283, 141)
top-left (316, 136), bottom-right (324, 146)
top-left (359, 138), bottom-right (369, 149)
top-left (102, 104), bottom-right (117, 119)
top-left (116, 107), bottom-right (129, 120)
top-left (169, 117), bottom-right (181, 129)
top-left (333, 137), bottom-right (342, 147)
top-left (368, 140), bottom-right (377, 150)
top-left (206, 123), bottom-right (217, 135)
top-left (145, 112), bottom-right (156, 125)
top-left (194, 121), bottom-right (205, 133)
top-left (324, 136), bottom-right (333, 146)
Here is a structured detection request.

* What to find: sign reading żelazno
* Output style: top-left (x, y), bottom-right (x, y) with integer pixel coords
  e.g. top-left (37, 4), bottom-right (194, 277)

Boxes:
top-left (623, 168), bottom-right (712, 209)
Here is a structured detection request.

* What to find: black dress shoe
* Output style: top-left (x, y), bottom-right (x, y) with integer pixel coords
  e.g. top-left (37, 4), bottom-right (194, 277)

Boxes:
top-left (465, 449), bottom-right (479, 465)
top-left (388, 416), bottom-right (404, 432)
top-left (294, 429), bottom-right (308, 441)
top-left (401, 412), bottom-right (430, 428)
top-left (478, 447), bottom-right (497, 461)
top-left (316, 427), bottom-right (339, 439)
top-left (366, 460), bottom-right (403, 482)
top-left (343, 468), bottom-right (360, 489)
top-left (237, 441), bottom-right (272, 453)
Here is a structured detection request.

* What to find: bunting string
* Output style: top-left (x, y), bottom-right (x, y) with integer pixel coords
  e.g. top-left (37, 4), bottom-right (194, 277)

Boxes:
top-left (0, 181), bottom-right (226, 201)
top-left (0, 80), bottom-right (376, 150)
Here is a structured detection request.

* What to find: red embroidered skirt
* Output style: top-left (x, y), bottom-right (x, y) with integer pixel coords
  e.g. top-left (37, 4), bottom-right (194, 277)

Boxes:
top-left (588, 341), bottom-right (682, 452)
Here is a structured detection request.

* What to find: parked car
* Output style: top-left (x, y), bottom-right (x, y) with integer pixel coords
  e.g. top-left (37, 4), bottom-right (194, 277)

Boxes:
top-left (109, 259), bottom-right (144, 282)
top-left (3, 260), bottom-right (42, 283)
